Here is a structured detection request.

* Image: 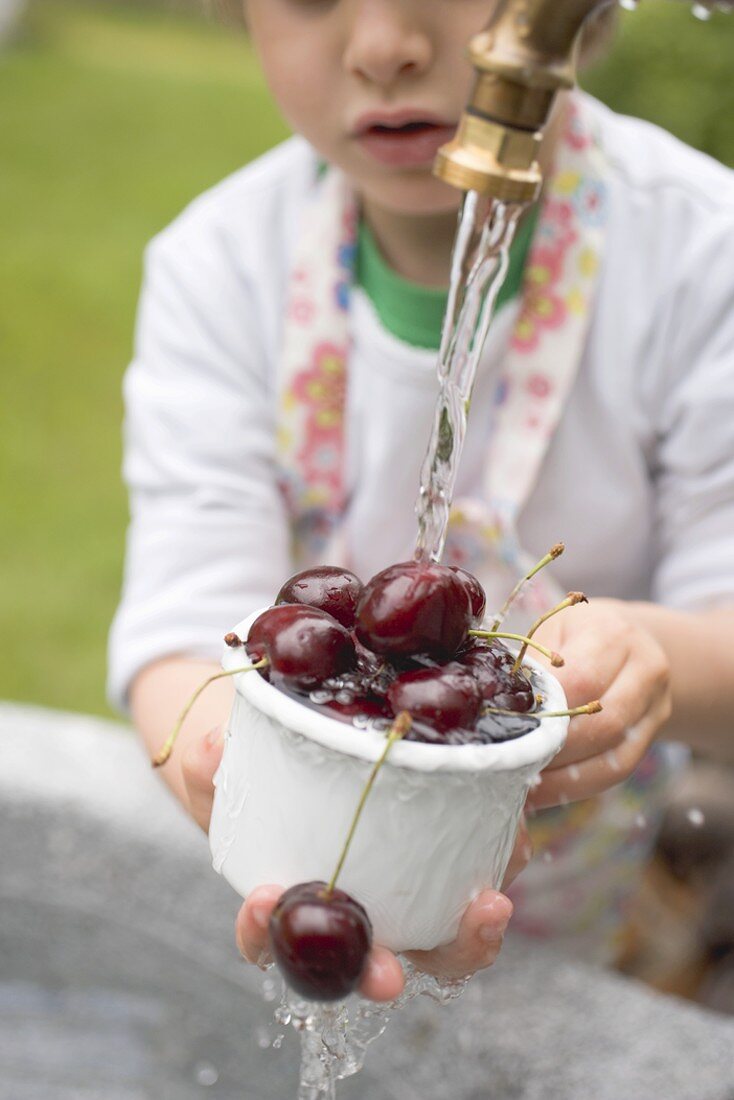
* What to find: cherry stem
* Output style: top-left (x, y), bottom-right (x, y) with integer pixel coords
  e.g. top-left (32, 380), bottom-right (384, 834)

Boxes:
top-left (490, 543), bottom-right (565, 633)
top-left (152, 660), bottom-right (268, 769)
top-left (512, 591), bottom-right (588, 675)
top-left (469, 630), bottom-right (564, 668)
top-left (483, 701), bottom-right (603, 720)
top-left (326, 711), bottom-right (412, 896)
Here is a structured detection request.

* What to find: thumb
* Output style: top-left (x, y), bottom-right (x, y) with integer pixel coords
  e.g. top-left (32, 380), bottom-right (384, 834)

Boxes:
top-left (182, 726), bottom-right (224, 832)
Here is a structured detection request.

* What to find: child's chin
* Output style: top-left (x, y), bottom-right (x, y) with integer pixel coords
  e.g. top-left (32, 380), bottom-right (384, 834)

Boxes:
top-left (361, 173), bottom-right (463, 218)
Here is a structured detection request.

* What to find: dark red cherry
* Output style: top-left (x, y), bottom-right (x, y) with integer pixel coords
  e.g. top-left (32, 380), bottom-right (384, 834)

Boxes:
top-left (276, 567), bottom-right (364, 629)
top-left (247, 606), bottom-right (356, 691)
top-left (355, 561), bottom-right (472, 660)
top-left (387, 663), bottom-right (482, 734)
top-left (352, 634), bottom-right (385, 676)
top-left (460, 640), bottom-right (535, 713)
top-left (494, 681), bottom-right (536, 713)
top-left (473, 712), bottom-right (540, 743)
top-left (324, 695), bottom-right (393, 722)
top-left (460, 638), bottom-right (509, 670)
top-left (460, 645), bottom-right (503, 699)
top-left (449, 567), bottom-right (486, 626)
top-left (269, 881), bottom-right (372, 1002)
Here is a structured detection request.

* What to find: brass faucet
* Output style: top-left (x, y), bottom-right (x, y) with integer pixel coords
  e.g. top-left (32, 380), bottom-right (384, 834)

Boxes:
top-left (434, 0), bottom-right (616, 202)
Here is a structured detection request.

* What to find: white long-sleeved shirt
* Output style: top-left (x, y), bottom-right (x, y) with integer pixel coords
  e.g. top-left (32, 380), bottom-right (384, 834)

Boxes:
top-left (108, 97), bottom-right (734, 711)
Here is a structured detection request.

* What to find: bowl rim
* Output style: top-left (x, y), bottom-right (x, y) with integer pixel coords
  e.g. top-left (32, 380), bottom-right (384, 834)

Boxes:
top-left (222, 609), bottom-right (569, 774)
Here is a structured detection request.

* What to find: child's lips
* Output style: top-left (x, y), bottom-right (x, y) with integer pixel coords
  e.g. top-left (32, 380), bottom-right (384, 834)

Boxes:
top-left (353, 115), bottom-right (457, 168)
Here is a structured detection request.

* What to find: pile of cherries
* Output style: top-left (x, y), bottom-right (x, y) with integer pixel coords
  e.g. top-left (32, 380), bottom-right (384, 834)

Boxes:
top-left (224, 561), bottom-right (552, 1003)
top-left (159, 559), bottom-right (587, 1003)
top-left (235, 561), bottom-right (541, 745)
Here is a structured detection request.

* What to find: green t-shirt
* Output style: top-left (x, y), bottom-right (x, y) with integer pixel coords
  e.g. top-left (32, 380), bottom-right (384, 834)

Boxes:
top-left (356, 207), bottom-right (538, 350)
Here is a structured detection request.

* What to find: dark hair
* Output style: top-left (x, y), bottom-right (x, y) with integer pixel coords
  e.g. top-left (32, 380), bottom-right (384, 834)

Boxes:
top-left (579, 6), bottom-right (619, 66)
top-left (212, 0), bottom-right (244, 24)
top-left (212, 2), bottom-right (616, 57)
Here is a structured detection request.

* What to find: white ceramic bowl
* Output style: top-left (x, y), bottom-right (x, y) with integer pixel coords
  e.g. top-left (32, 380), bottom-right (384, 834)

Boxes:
top-left (210, 609), bottom-right (568, 952)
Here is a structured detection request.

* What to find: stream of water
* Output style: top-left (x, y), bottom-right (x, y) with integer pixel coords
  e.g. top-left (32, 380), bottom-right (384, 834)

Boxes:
top-left (414, 192), bottom-right (523, 564)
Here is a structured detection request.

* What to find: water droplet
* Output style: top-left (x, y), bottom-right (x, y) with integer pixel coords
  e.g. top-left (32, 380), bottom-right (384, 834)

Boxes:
top-left (606, 751), bottom-right (621, 772)
top-left (262, 977), bottom-right (278, 1003)
top-left (686, 806), bottom-right (705, 828)
top-left (257, 950), bottom-right (274, 971)
top-left (272, 1034), bottom-right (285, 1050)
top-left (256, 1026), bottom-right (273, 1050)
top-left (194, 1061), bottom-right (219, 1087)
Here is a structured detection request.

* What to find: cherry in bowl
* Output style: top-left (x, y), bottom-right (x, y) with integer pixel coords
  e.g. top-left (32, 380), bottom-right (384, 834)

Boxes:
top-left (276, 566), bottom-right (364, 629)
top-left (247, 605), bottom-right (356, 692)
top-left (355, 561), bottom-right (473, 661)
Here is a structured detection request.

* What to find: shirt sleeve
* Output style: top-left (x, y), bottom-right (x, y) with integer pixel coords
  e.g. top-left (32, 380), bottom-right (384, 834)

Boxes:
top-left (107, 219), bottom-right (292, 713)
top-left (650, 207), bottom-right (734, 612)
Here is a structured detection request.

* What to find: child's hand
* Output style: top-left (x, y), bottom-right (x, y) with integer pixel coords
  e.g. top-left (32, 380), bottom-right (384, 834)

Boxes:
top-left (235, 883), bottom-right (514, 1002)
top-left (528, 598), bottom-right (672, 810)
top-left (183, 732), bottom-right (527, 1001)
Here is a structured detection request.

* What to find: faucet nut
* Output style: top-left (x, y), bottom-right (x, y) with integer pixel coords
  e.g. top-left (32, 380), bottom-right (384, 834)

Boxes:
top-left (434, 114), bottom-right (542, 203)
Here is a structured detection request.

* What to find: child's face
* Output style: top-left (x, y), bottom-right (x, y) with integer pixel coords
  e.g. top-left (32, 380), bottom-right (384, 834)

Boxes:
top-left (245, 0), bottom-right (493, 217)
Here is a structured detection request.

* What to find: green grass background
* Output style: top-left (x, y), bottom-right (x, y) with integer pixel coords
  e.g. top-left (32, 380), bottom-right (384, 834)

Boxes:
top-left (2, 0), bottom-right (733, 717)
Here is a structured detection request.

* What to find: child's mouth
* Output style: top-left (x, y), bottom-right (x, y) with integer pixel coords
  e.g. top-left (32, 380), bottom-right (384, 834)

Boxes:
top-left (356, 119), bottom-right (456, 169)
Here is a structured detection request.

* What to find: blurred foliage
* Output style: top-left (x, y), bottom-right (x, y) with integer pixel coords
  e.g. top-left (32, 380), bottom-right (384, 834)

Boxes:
top-left (583, 3), bottom-right (734, 165)
top-left (1, 0), bottom-right (732, 717)
top-left (0, 0), bottom-right (288, 716)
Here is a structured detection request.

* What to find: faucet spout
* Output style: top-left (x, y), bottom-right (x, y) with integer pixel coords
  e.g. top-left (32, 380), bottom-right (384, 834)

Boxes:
top-left (434, 0), bottom-right (615, 201)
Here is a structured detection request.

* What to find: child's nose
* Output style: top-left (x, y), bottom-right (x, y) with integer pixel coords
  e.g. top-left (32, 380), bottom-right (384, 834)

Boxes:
top-left (343, 0), bottom-right (433, 88)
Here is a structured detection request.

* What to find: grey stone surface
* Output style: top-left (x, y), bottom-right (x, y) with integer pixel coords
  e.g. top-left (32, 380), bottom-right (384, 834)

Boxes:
top-left (2, 702), bottom-right (734, 1100)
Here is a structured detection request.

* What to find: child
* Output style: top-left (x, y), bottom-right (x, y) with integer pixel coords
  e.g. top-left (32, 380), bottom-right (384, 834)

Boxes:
top-left (109, 1), bottom-right (734, 1001)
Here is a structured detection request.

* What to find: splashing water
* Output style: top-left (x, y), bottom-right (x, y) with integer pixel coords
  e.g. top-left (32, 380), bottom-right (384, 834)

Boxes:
top-left (415, 193), bottom-right (523, 563)
top-left (263, 962), bottom-right (469, 1099)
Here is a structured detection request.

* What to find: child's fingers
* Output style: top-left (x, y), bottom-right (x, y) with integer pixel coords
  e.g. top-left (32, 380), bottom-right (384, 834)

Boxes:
top-left (404, 890), bottom-right (512, 980)
top-left (545, 682), bottom-right (636, 771)
top-left (547, 634), bottom-right (669, 771)
top-left (527, 690), bottom-right (671, 810)
top-left (235, 885), bottom-right (284, 965)
top-left (181, 726), bottom-right (224, 832)
top-left (358, 946), bottom-right (405, 1002)
top-left (545, 623), bottom-right (628, 712)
